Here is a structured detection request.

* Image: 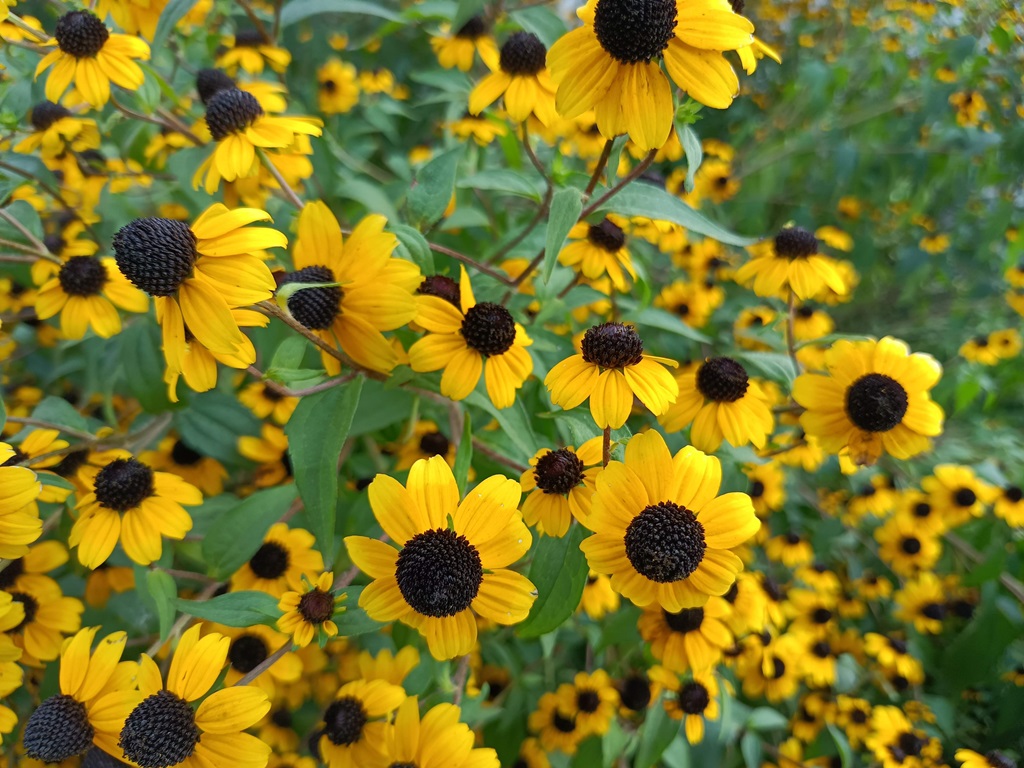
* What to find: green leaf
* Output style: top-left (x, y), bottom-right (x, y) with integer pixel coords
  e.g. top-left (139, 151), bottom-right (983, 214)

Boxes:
top-left (332, 587), bottom-right (384, 636)
top-left (453, 413), bottom-right (473, 496)
top-left (464, 392), bottom-right (536, 462)
top-left (678, 125), bottom-right (702, 194)
top-left (279, 0), bottom-right (402, 26)
top-left (391, 223), bottom-right (435, 274)
top-left (572, 736), bottom-right (603, 768)
top-left (175, 591), bottom-right (282, 627)
top-left (626, 306), bottom-right (711, 344)
top-left (348, 379), bottom-right (416, 437)
top-left (510, 5), bottom-right (567, 47)
top-left (517, 524), bottom-right (589, 638)
top-left (151, 0), bottom-right (199, 52)
top-left (745, 707), bottom-right (789, 731)
top-left (407, 147), bottom-right (463, 229)
top-left (269, 336), bottom-right (307, 373)
top-left (120, 320), bottom-right (175, 413)
top-left (740, 732), bottom-right (763, 768)
top-left (591, 181), bottom-right (758, 247)
top-left (826, 724), bottom-right (853, 768)
top-left (452, 0), bottom-right (487, 35)
top-left (734, 351), bottom-right (797, 385)
top-left (458, 170), bottom-right (543, 201)
top-left (202, 485), bottom-right (298, 579)
top-left (542, 187), bottom-right (584, 283)
top-left (146, 570), bottom-right (177, 640)
top-left (634, 696), bottom-right (680, 768)
top-left (175, 392), bottom-right (260, 464)
top-left (28, 396), bottom-right (90, 434)
top-left (285, 377), bottom-right (364, 566)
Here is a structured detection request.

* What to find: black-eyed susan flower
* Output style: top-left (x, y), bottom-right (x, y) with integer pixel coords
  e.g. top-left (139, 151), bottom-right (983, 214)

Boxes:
top-left (351, 646), bottom-right (420, 686)
top-left (960, 334), bottom-right (1003, 365)
top-left (71, 452), bottom-right (200, 569)
top-left (14, 101), bottom-right (99, 159)
top-left (469, 31), bottom-right (557, 125)
top-left (655, 279), bottom-right (716, 328)
top-left (216, 29), bottom-right (291, 74)
top-left (785, 588), bottom-right (838, 638)
top-left (314, 679), bottom-right (405, 768)
top-left (431, 16), bottom-right (499, 71)
top-left (793, 337), bottom-right (944, 466)
top-left (318, 58), bottom-right (360, 114)
top-left (282, 202), bottom-right (420, 375)
top-left (580, 430), bottom-right (758, 611)
top-left (393, 420), bottom-right (458, 471)
top-left (638, 598), bottom-right (732, 672)
top-left (866, 706), bottom-right (943, 768)
top-left (238, 380), bottom-right (298, 425)
top-left (659, 356), bottom-right (773, 452)
top-left (345, 455), bottom-right (536, 660)
top-left (547, 0), bottom-right (754, 150)
top-left (22, 627), bottom-right (131, 762)
top-left (956, 750), bottom-right (1017, 768)
top-left (743, 462), bottom-right (785, 516)
top-left (220, 623), bottom-right (301, 697)
top-left (994, 484), bottom-right (1024, 526)
top-left (380, 696), bottom-right (500, 768)
top-left (112, 204), bottom-right (281, 372)
top-left (409, 266), bottom-right (533, 409)
top-left (735, 226), bottom-right (848, 301)
top-left (736, 632), bottom-right (801, 702)
top-left (449, 113), bottom-right (508, 145)
top-left (875, 516), bottom-right (941, 576)
top-left (921, 464), bottom-right (996, 527)
top-left (863, 633), bottom-right (924, 685)
top-left (4, 574), bottom-right (84, 661)
top-left (0, 442), bottom-right (42, 558)
top-left (520, 438), bottom-right (603, 537)
top-left (84, 563), bottom-right (135, 608)
top-left (558, 218), bottom-right (638, 292)
top-left (115, 624), bottom-right (271, 768)
top-left (579, 570), bottom-right (620, 619)
top-left (35, 10), bottom-right (149, 108)
top-left (949, 90), bottom-right (987, 127)
top-left (140, 436), bottom-right (227, 497)
top-left (545, 322), bottom-right (677, 429)
top-left (894, 573), bottom-right (947, 634)
top-left (529, 691), bottom-right (583, 755)
top-left (649, 666), bottom-right (719, 743)
top-left (238, 423), bottom-right (292, 487)
top-left (33, 253), bottom-right (148, 340)
top-left (277, 571), bottom-right (344, 648)
top-left (193, 88), bottom-right (322, 193)
top-left (553, 670), bottom-right (618, 738)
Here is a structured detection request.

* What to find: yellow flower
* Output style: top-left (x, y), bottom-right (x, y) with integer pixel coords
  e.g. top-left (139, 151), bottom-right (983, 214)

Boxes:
top-left (35, 10), bottom-right (149, 108)
top-left (735, 225), bottom-right (849, 301)
top-left (380, 696), bottom-right (500, 768)
top-left (659, 356), bottom-right (774, 452)
top-left (112, 204), bottom-right (283, 395)
top-left (318, 58), bottom-right (360, 114)
top-left (114, 624), bottom-right (271, 768)
top-left (520, 437), bottom-right (604, 537)
top-left (345, 455), bottom-right (536, 660)
top-left (216, 30), bottom-right (291, 74)
top-left (547, 0), bottom-right (754, 150)
top-left (793, 337), bottom-right (944, 466)
top-left (955, 750), bottom-right (1017, 768)
top-left (649, 666), bottom-right (719, 743)
top-left (277, 571), bottom-right (345, 648)
top-left (14, 100), bottom-right (100, 159)
top-left (0, 442), bottom-right (42, 558)
top-left (22, 627), bottom-right (132, 762)
top-left (231, 523), bottom-right (325, 597)
top-left (580, 430), bottom-right (758, 611)
top-left (638, 598), bottom-right (733, 671)
top-left (431, 17), bottom-right (499, 71)
top-left (545, 322), bottom-right (677, 429)
top-left (71, 451), bottom-right (201, 568)
top-left (283, 202), bottom-right (420, 375)
top-left (558, 218), bottom-right (638, 292)
top-left (409, 266), bottom-right (534, 408)
top-left (469, 32), bottom-right (558, 125)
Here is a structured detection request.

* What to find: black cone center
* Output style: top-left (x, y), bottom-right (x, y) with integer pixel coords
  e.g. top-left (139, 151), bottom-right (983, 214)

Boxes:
top-left (229, 634), bottom-right (269, 673)
top-left (500, 31), bottom-right (547, 75)
top-left (119, 690), bottom-right (200, 768)
top-left (697, 357), bottom-right (749, 402)
top-left (593, 0), bottom-right (678, 64)
top-left (624, 501), bottom-right (706, 583)
top-left (323, 697), bottom-right (367, 746)
top-left (55, 11), bottom-right (109, 58)
top-left (395, 528), bottom-right (483, 617)
top-left (113, 218), bottom-right (197, 297)
top-left (534, 448), bottom-right (585, 495)
top-left (664, 607), bottom-right (703, 634)
top-left (418, 431), bottom-right (450, 457)
top-left (581, 322), bottom-right (644, 369)
top-left (250, 541), bottom-right (290, 578)
top-left (587, 218), bottom-right (626, 252)
top-left (24, 694), bottom-right (95, 762)
top-left (94, 458), bottom-right (154, 512)
top-left (845, 373), bottom-right (908, 432)
top-left (280, 266), bottom-right (342, 331)
top-left (774, 226), bottom-right (818, 258)
top-left (205, 88), bottom-right (265, 141)
top-left (461, 302), bottom-right (516, 356)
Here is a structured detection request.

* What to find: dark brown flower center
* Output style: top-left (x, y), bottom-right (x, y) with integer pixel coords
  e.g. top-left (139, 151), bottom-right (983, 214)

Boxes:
top-left (900, 537), bottom-right (922, 555)
top-left (577, 689), bottom-right (600, 713)
top-left (323, 697), bottom-right (367, 746)
top-left (774, 226), bottom-right (819, 258)
top-left (298, 588), bottom-right (335, 625)
top-left (593, 0), bottom-right (678, 64)
top-left (534, 448), bottom-right (585, 495)
top-left (619, 674), bottom-right (651, 711)
top-left (94, 458), bottom-right (154, 512)
top-left (663, 607), bottom-right (704, 633)
top-left (119, 690), bottom-right (200, 768)
top-left (461, 302), bottom-right (517, 356)
top-left (696, 357), bottom-right (749, 402)
top-left (418, 431), bottom-right (450, 457)
top-left (196, 68), bottom-right (236, 105)
top-left (250, 541), bottom-right (290, 578)
top-left (395, 528), bottom-right (483, 617)
top-left (678, 682), bottom-right (710, 714)
top-left (205, 88), bottom-right (265, 141)
top-left (113, 218), bottom-right (197, 297)
top-left (587, 218), bottom-right (626, 252)
top-left (455, 16), bottom-right (486, 38)
top-left (55, 11), bottom-right (109, 58)
top-left (30, 100), bottom-right (72, 131)
top-left (171, 439), bottom-right (203, 466)
top-left (581, 322), bottom-right (644, 368)
top-left (845, 373), bottom-right (908, 432)
top-left (624, 501), bottom-right (706, 583)
top-left (500, 31), bottom-right (547, 76)
top-left (417, 275), bottom-right (461, 308)
top-left (23, 694), bottom-right (95, 762)
top-left (58, 257), bottom-right (108, 297)
top-left (954, 487), bottom-right (977, 507)
top-left (279, 265), bottom-right (341, 331)
top-left (228, 633), bottom-right (269, 673)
